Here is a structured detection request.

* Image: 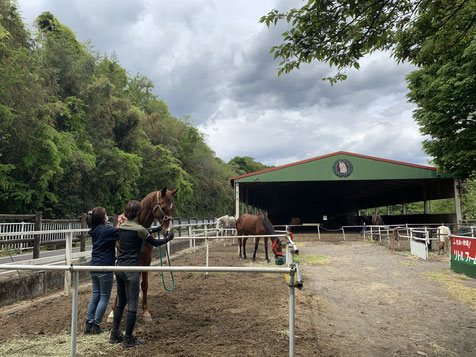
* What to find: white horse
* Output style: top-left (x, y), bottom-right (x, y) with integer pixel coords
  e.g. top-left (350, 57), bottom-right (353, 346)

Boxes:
top-left (216, 215), bottom-right (236, 236)
top-left (437, 225), bottom-right (451, 252)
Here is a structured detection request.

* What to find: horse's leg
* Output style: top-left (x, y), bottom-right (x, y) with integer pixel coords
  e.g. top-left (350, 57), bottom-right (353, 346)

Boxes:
top-left (253, 237), bottom-right (260, 262)
top-left (264, 237), bottom-right (270, 263)
top-left (243, 237), bottom-right (248, 259)
top-left (140, 245), bottom-right (153, 322)
top-left (238, 237), bottom-right (242, 259)
top-left (106, 295), bottom-right (117, 323)
top-left (141, 271), bottom-right (152, 322)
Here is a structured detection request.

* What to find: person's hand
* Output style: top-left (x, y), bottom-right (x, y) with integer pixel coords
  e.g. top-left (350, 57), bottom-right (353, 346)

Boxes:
top-left (117, 214), bottom-right (127, 226)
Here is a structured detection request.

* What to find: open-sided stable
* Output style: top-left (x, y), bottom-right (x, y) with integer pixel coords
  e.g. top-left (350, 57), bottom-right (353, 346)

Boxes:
top-left (230, 152), bottom-right (460, 226)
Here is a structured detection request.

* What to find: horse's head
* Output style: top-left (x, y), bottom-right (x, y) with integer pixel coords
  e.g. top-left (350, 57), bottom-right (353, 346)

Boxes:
top-left (152, 187), bottom-right (178, 238)
top-left (272, 238), bottom-right (285, 265)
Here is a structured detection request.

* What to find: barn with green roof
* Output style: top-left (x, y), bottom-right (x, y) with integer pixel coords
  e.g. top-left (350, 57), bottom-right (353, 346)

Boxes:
top-left (229, 152), bottom-right (461, 226)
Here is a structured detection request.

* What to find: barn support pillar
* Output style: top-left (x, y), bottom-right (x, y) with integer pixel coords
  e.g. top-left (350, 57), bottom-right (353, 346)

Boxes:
top-left (423, 184), bottom-right (429, 214)
top-left (235, 182), bottom-right (240, 219)
top-left (454, 179), bottom-right (463, 225)
top-left (402, 202), bottom-right (407, 215)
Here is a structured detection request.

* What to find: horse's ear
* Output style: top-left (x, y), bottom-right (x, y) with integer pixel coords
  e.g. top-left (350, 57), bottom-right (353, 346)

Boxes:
top-left (171, 188), bottom-right (178, 196)
top-left (160, 187), bottom-right (167, 197)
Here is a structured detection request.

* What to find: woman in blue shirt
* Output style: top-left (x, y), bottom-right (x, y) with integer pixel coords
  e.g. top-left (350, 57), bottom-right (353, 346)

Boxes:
top-left (84, 207), bottom-right (124, 334)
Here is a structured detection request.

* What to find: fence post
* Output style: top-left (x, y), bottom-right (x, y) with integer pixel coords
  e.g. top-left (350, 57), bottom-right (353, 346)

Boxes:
top-left (65, 231), bottom-right (72, 296)
top-left (289, 269), bottom-right (296, 357)
top-left (178, 216), bottom-right (182, 237)
top-left (80, 213), bottom-right (86, 252)
top-left (33, 211), bottom-right (42, 259)
top-left (342, 226), bottom-right (346, 241)
top-left (205, 229), bottom-right (209, 276)
top-left (71, 271), bottom-right (79, 357)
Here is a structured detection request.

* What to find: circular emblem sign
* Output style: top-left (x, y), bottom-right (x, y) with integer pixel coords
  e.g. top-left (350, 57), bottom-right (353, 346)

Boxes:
top-left (332, 159), bottom-right (353, 178)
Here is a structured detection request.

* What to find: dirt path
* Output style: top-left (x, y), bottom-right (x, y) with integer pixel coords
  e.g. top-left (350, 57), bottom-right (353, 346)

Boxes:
top-left (0, 234), bottom-right (475, 356)
top-left (299, 234), bottom-right (476, 357)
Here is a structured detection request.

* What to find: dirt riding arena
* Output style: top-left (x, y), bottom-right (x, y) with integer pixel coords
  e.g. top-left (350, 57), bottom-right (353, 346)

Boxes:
top-left (0, 234), bottom-right (475, 357)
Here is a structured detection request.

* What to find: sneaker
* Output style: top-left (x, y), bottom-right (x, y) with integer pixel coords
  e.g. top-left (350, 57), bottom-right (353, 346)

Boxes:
top-left (83, 321), bottom-right (92, 334)
top-left (109, 330), bottom-right (124, 344)
top-left (122, 335), bottom-right (145, 348)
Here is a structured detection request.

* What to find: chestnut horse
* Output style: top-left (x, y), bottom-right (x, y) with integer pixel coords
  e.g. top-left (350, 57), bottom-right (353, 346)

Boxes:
top-left (236, 213), bottom-right (283, 262)
top-left (108, 187), bottom-right (178, 322)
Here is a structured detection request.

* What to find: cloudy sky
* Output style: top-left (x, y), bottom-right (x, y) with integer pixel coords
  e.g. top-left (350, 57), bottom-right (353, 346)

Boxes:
top-left (17, 0), bottom-right (431, 167)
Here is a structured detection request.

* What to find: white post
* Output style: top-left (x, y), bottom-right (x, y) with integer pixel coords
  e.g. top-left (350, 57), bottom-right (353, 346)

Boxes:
top-left (205, 229), bottom-right (209, 276)
top-left (317, 225), bottom-right (321, 240)
top-left (235, 182), bottom-right (240, 219)
top-left (188, 226), bottom-right (192, 250)
top-left (378, 227), bottom-right (381, 243)
top-left (370, 226), bottom-right (373, 241)
top-left (286, 242), bottom-right (290, 266)
top-left (65, 232), bottom-right (72, 295)
top-left (70, 271), bottom-right (79, 357)
top-left (342, 226), bottom-right (346, 241)
top-left (289, 270), bottom-right (295, 357)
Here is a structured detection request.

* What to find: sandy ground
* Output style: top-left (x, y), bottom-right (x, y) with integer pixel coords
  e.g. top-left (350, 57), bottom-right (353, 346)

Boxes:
top-left (0, 234), bottom-right (475, 357)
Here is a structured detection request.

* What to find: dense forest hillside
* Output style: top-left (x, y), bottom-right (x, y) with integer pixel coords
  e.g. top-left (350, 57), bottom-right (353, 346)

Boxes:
top-left (0, 2), bottom-right (268, 218)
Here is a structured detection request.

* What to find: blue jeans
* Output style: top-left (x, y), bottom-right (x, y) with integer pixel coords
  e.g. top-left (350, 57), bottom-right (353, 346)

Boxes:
top-left (86, 271), bottom-right (114, 325)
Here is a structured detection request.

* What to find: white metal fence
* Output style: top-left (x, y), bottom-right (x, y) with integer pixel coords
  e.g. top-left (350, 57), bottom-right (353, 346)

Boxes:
top-left (0, 227), bottom-right (301, 357)
top-left (0, 221), bottom-right (83, 252)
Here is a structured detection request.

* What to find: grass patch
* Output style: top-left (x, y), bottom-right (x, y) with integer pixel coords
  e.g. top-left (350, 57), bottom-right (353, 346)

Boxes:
top-left (424, 270), bottom-right (476, 309)
top-left (398, 261), bottom-right (417, 267)
top-left (294, 254), bottom-right (329, 265)
top-left (0, 331), bottom-right (121, 357)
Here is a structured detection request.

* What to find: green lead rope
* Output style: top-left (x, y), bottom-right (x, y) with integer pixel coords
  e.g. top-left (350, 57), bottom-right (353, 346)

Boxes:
top-left (158, 244), bottom-right (175, 291)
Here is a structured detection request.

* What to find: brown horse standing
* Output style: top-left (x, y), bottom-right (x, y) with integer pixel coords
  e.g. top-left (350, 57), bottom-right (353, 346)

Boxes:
top-left (236, 214), bottom-right (283, 262)
top-left (108, 187), bottom-right (178, 323)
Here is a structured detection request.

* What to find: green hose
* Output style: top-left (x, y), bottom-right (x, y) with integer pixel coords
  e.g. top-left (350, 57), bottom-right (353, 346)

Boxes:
top-left (158, 245), bottom-right (175, 291)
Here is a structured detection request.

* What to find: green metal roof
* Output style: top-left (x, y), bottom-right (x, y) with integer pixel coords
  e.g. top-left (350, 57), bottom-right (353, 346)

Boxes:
top-left (229, 152), bottom-right (455, 224)
top-left (230, 151), bottom-right (451, 184)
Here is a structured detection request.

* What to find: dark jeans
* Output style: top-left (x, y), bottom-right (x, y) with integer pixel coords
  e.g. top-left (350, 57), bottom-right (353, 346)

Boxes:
top-left (112, 271), bottom-right (140, 336)
top-left (86, 271), bottom-right (114, 325)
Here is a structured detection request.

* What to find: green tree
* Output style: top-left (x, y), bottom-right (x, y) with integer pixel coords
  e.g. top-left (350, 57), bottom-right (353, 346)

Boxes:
top-left (260, 0), bottom-right (476, 81)
top-left (462, 180), bottom-right (476, 220)
top-left (229, 156), bottom-right (272, 175)
top-left (406, 35), bottom-right (476, 179)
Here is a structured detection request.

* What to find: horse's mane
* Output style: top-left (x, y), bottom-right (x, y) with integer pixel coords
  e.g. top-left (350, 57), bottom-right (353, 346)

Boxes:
top-left (139, 191), bottom-right (156, 228)
top-left (261, 215), bottom-right (276, 236)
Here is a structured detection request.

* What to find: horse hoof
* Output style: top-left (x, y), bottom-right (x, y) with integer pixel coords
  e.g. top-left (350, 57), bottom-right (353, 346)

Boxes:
top-left (143, 315), bottom-right (153, 323)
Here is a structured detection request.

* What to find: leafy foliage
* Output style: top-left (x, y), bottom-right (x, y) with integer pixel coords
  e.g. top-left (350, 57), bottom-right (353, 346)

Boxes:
top-left (0, 3), bottom-right (239, 218)
top-left (260, 0), bottom-right (476, 81)
top-left (406, 34), bottom-right (476, 179)
top-left (228, 156), bottom-right (272, 175)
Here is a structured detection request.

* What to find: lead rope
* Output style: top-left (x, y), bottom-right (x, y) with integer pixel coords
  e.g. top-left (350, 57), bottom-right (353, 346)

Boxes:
top-left (158, 244), bottom-right (175, 291)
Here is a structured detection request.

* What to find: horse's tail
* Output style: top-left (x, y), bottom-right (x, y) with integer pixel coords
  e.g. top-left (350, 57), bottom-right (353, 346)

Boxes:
top-left (262, 216), bottom-right (276, 236)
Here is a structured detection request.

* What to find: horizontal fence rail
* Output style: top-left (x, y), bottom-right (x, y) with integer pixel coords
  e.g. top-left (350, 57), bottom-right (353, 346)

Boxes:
top-left (0, 236), bottom-right (300, 357)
